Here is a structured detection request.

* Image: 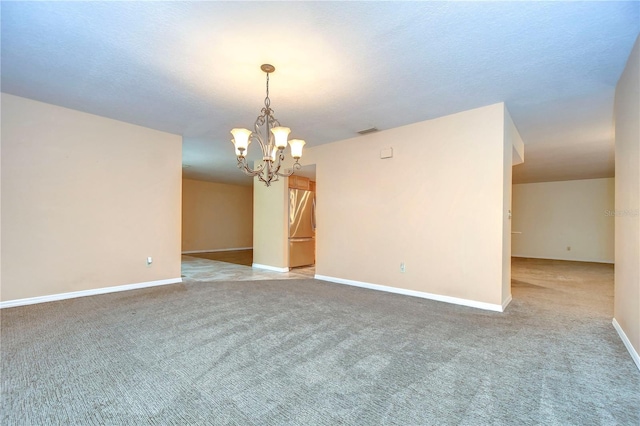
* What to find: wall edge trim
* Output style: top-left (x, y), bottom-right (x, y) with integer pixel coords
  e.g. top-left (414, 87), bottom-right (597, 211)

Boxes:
top-left (502, 294), bottom-right (513, 311)
top-left (612, 318), bottom-right (640, 371)
top-left (0, 278), bottom-right (183, 309)
top-left (182, 247), bottom-right (252, 254)
top-left (252, 263), bottom-right (289, 273)
top-left (314, 274), bottom-right (505, 312)
top-left (511, 255), bottom-right (614, 264)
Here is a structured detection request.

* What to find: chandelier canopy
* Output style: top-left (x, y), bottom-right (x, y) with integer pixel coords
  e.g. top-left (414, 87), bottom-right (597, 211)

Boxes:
top-left (231, 64), bottom-right (305, 187)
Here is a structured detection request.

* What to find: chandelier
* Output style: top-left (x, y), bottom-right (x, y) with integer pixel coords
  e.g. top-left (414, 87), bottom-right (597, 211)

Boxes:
top-left (231, 64), bottom-right (305, 186)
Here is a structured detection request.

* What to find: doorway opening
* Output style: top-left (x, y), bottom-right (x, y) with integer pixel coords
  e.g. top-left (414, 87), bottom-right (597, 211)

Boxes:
top-left (288, 165), bottom-right (317, 275)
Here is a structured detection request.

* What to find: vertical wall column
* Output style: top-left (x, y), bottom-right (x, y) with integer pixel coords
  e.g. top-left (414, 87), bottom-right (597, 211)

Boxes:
top-left (503, 107), bottom-right (524, 306)
top-left (252, 172), bottom-right (289, 272)
top-left (613, 35), bottom-right (640, 370)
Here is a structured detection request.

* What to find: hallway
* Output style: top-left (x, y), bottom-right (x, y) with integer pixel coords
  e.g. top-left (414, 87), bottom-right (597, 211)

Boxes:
top-left (182, 250), bottom-right (315, 282)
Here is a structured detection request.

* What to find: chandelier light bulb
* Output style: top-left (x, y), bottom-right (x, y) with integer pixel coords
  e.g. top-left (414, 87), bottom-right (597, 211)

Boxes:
top-left (230, 128), bottom-right (252, 153)
top-left (289, 139), bottom-right (306, 159)
top-left (232, 141), bottom-right (245, 158)
top-left (271, 126), bottom-right (291, 150)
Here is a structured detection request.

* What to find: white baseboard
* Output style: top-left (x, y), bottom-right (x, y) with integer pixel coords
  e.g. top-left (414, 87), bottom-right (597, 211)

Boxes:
top-left (314, 275), bottom-right (507, 312)
top-left (182, 247), bottom-right (252, 254)
top-left (252, 263), bottom-right (290, 273)
top-left (511, 255), bottom-right (614, 264)
top-left (0, 277), bottom-right (183, 309)
top-left (612, 318), bottom-right (640, 371)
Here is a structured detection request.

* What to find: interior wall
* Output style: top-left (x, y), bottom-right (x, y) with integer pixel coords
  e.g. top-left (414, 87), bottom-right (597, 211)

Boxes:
top-left (306, 103), bottom-right (512, 309)
top-left (0, 105), bottom-right (2, 296)
top-left (613, 35), bottom-right (640, 368)
top-left (1, 93), bottom-right (182, 302)
top-left (252, 175), bottom-right (288, 270)
top-left (512, 178), bottom-right (615, 263)
top-left (503, 108), bottom-right (523, 302)
top-left (182, 179), bottom-right (253, 252)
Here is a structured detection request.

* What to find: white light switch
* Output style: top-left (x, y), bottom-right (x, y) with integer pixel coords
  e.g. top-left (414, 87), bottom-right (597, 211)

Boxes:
top-left (147, 257), bottom-right (153, 265)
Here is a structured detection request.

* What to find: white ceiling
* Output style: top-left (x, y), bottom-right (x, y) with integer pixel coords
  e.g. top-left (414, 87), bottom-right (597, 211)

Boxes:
top-left (2, 2), bottom-right (638, 186)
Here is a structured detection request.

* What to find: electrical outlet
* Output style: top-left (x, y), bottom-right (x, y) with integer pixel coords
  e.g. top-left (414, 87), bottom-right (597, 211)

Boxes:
top-left (400, 262), bottom-right (406, 273)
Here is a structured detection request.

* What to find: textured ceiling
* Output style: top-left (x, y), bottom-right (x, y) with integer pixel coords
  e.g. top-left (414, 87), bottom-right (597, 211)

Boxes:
top-left (1, 2), bottom-right (638, 186)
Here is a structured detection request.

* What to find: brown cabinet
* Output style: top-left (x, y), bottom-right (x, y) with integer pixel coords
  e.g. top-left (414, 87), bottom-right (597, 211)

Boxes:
top-left (289, 175), bottom-right (310, 190)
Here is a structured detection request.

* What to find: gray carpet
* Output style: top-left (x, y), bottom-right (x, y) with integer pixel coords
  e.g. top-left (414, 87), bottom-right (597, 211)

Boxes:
top-left (1, 259), bottom-right (639, 425)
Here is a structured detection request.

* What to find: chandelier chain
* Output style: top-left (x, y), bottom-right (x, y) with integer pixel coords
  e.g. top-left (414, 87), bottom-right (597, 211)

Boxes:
top-left (264, 72), bottom-right (271, 109)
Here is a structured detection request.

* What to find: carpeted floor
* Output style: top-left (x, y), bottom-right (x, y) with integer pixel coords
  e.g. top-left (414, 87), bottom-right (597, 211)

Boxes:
top-left (1, 259), bottom-right (638, 424)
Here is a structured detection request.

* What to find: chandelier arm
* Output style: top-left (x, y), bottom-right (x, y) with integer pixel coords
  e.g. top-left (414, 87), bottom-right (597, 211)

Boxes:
top-left (253, 114), bottom-right (273, 158)
top-left (269, 151), bottom-right (288, 177)
top-left (276, 161), bottom-right (302, 177)
top-left (241, 168), bottom-right (264, 177)
top-left (237, 157), bottom-right (266, 177)
top-left (255, 112), bottom-right (266, 128)
top-left (257, 169), bottom-right (279, 187)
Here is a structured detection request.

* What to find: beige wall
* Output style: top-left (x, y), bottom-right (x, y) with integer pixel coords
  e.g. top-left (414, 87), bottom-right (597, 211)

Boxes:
top-left (306, 103), bottom-right (512, 308)
top-left (252, 175), bottom-right (288, 270)
top-left (503, 108), bottom-right (523, 301)
top-left (512, 178), bottom-right (615, 263)
top-left (182, 179), bottom-right (253, 252)
top-left (1, 94), bottom-right (182, 302)
top-left (613, 35), bottom-right (640, 366)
